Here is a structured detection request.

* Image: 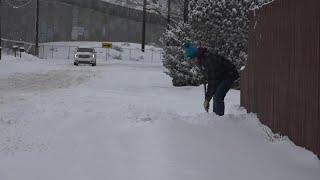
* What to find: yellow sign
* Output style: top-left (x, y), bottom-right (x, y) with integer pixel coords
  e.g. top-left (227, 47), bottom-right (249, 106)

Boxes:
top-left (102, 42), bottom-right (112, 48)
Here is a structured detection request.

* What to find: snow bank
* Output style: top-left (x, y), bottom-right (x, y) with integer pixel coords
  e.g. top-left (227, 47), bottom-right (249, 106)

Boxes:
top-left (0, 47), bottom-right (319, 180)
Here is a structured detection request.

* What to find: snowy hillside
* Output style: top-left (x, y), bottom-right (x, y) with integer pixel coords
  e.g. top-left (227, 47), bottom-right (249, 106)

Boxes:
top-left (0, 43), bottom-right (319, 179)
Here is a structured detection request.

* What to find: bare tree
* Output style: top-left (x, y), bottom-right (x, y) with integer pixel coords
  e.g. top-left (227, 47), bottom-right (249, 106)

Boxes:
top-left (120, 0), bottom-right (183, 21)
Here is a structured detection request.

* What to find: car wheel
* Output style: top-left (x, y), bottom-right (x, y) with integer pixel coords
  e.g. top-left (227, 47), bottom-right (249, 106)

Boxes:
top-left (92, 63), bottom-right (96, 66)
top-left (74, 62), bottom-right (78, 66)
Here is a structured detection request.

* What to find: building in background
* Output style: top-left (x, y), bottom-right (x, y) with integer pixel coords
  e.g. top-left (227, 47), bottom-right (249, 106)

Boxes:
top-left (1, 0), bottom-right (166, 45)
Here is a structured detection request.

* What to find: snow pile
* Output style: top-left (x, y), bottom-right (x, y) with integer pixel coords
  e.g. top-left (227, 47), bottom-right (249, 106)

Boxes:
top-left (0, 53), bottom-right (319, 180)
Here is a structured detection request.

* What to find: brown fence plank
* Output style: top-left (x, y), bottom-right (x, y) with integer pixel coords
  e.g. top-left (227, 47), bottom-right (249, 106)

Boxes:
top-left (241, 0), bottom-right (320, 157)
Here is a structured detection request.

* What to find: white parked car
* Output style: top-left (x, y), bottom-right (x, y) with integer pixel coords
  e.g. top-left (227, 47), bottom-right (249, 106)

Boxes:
top-left (74, 47), bottom-right (96, 66)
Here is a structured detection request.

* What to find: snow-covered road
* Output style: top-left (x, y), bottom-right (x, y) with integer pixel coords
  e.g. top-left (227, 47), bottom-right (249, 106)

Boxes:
top-left (0, 56), bottom-right (319, 180)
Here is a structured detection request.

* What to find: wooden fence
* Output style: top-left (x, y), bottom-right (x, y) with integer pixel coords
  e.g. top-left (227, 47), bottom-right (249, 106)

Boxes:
top-left (241, 0), bottom-right (320, 156)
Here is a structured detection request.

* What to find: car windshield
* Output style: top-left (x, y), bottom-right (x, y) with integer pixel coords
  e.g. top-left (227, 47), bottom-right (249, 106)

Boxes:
top-left (77, 48), bottom-right (94, 53)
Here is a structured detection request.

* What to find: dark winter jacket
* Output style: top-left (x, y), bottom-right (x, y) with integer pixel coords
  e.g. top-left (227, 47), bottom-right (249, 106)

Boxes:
top-left (199, 51), bottom-right (239, 101)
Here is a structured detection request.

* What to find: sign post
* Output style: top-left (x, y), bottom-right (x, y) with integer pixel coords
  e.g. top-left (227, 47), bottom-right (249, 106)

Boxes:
top-left (102, 42), bottom-right (112, 61)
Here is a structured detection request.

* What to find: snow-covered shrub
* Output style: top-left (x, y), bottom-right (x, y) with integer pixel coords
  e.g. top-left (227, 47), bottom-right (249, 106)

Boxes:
top-left (162, 0), bottom-right (271, 87)
top-left (113, 45), bottom-right (124, 52)
top-left (121, 42), bottom-right (130, 47)
top-left (139, 55), bottom-right (144, 60)
top-left (113, 54), bottom-right (122, 60)
top-left (161, 22), bottom-right (204, 86)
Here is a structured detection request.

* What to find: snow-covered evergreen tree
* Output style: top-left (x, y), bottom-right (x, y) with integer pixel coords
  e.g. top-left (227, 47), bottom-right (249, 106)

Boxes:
top-left (162, 22), bottom-right (204, 86)
top-left (162, 0), bottom-right (272, 86)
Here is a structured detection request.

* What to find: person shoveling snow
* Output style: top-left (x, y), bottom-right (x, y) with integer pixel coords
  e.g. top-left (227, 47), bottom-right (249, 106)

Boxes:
top-left (183, 43), bottom-right (239, 116)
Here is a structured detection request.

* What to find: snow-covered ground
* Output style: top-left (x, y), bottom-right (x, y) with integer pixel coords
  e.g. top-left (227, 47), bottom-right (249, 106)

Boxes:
top-left (0, 52), bottom-right (319, 180)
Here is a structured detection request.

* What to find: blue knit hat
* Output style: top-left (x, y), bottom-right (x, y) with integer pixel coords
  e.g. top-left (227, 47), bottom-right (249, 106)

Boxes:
top-left (183, 43), bottom-right (199, 60)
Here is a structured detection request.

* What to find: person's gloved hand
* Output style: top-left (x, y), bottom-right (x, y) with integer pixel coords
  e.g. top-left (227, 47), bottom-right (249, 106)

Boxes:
top-left (203, 100), bottom-right (210, 112)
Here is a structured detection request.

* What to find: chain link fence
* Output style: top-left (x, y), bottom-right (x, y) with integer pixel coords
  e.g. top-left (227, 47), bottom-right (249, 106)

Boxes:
top-left (39, 44), bottom-right (164, 64)
top-left (1, 38), bottom-right (35, 57)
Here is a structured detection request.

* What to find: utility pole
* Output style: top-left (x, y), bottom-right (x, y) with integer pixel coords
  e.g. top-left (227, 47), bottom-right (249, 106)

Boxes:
top-left (183, 0), bottom-right (189, 23)
top-left (35, 0), bottom-right (39, 56)
top-left (141, 0), bottom-right (146, 52)
top-left (167, 0), bottom-right (171, 24)
top-left (0, 0), bottom-right (2, 60)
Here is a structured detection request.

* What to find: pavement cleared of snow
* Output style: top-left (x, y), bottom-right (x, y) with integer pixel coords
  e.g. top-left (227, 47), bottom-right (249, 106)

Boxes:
top-left (0, 70), bottom-right (96, 93)
top-left (0, 55), bottom-right (319, 180)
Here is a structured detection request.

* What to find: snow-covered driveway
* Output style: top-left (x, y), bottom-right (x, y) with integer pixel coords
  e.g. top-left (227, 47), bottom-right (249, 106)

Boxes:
top-left (0, 57), bottom-right (319, 180)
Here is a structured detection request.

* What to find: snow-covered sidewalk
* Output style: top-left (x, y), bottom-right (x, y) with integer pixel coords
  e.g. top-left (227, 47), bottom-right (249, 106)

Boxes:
top-left (0, 55), bottom-right (319, 180)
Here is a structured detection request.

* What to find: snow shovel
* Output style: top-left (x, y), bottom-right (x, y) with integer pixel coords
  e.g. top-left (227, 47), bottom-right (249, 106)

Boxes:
top-left (204, 83), bottom-right (208, 113)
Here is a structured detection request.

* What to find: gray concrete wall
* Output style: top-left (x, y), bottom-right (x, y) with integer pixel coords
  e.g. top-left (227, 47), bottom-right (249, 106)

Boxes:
top-left (1, 0), bottom-right (166, 45)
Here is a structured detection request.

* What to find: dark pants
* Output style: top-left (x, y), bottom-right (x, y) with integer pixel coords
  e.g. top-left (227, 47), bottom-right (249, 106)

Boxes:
top-left (213, 79), bottom-right (233, 116)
